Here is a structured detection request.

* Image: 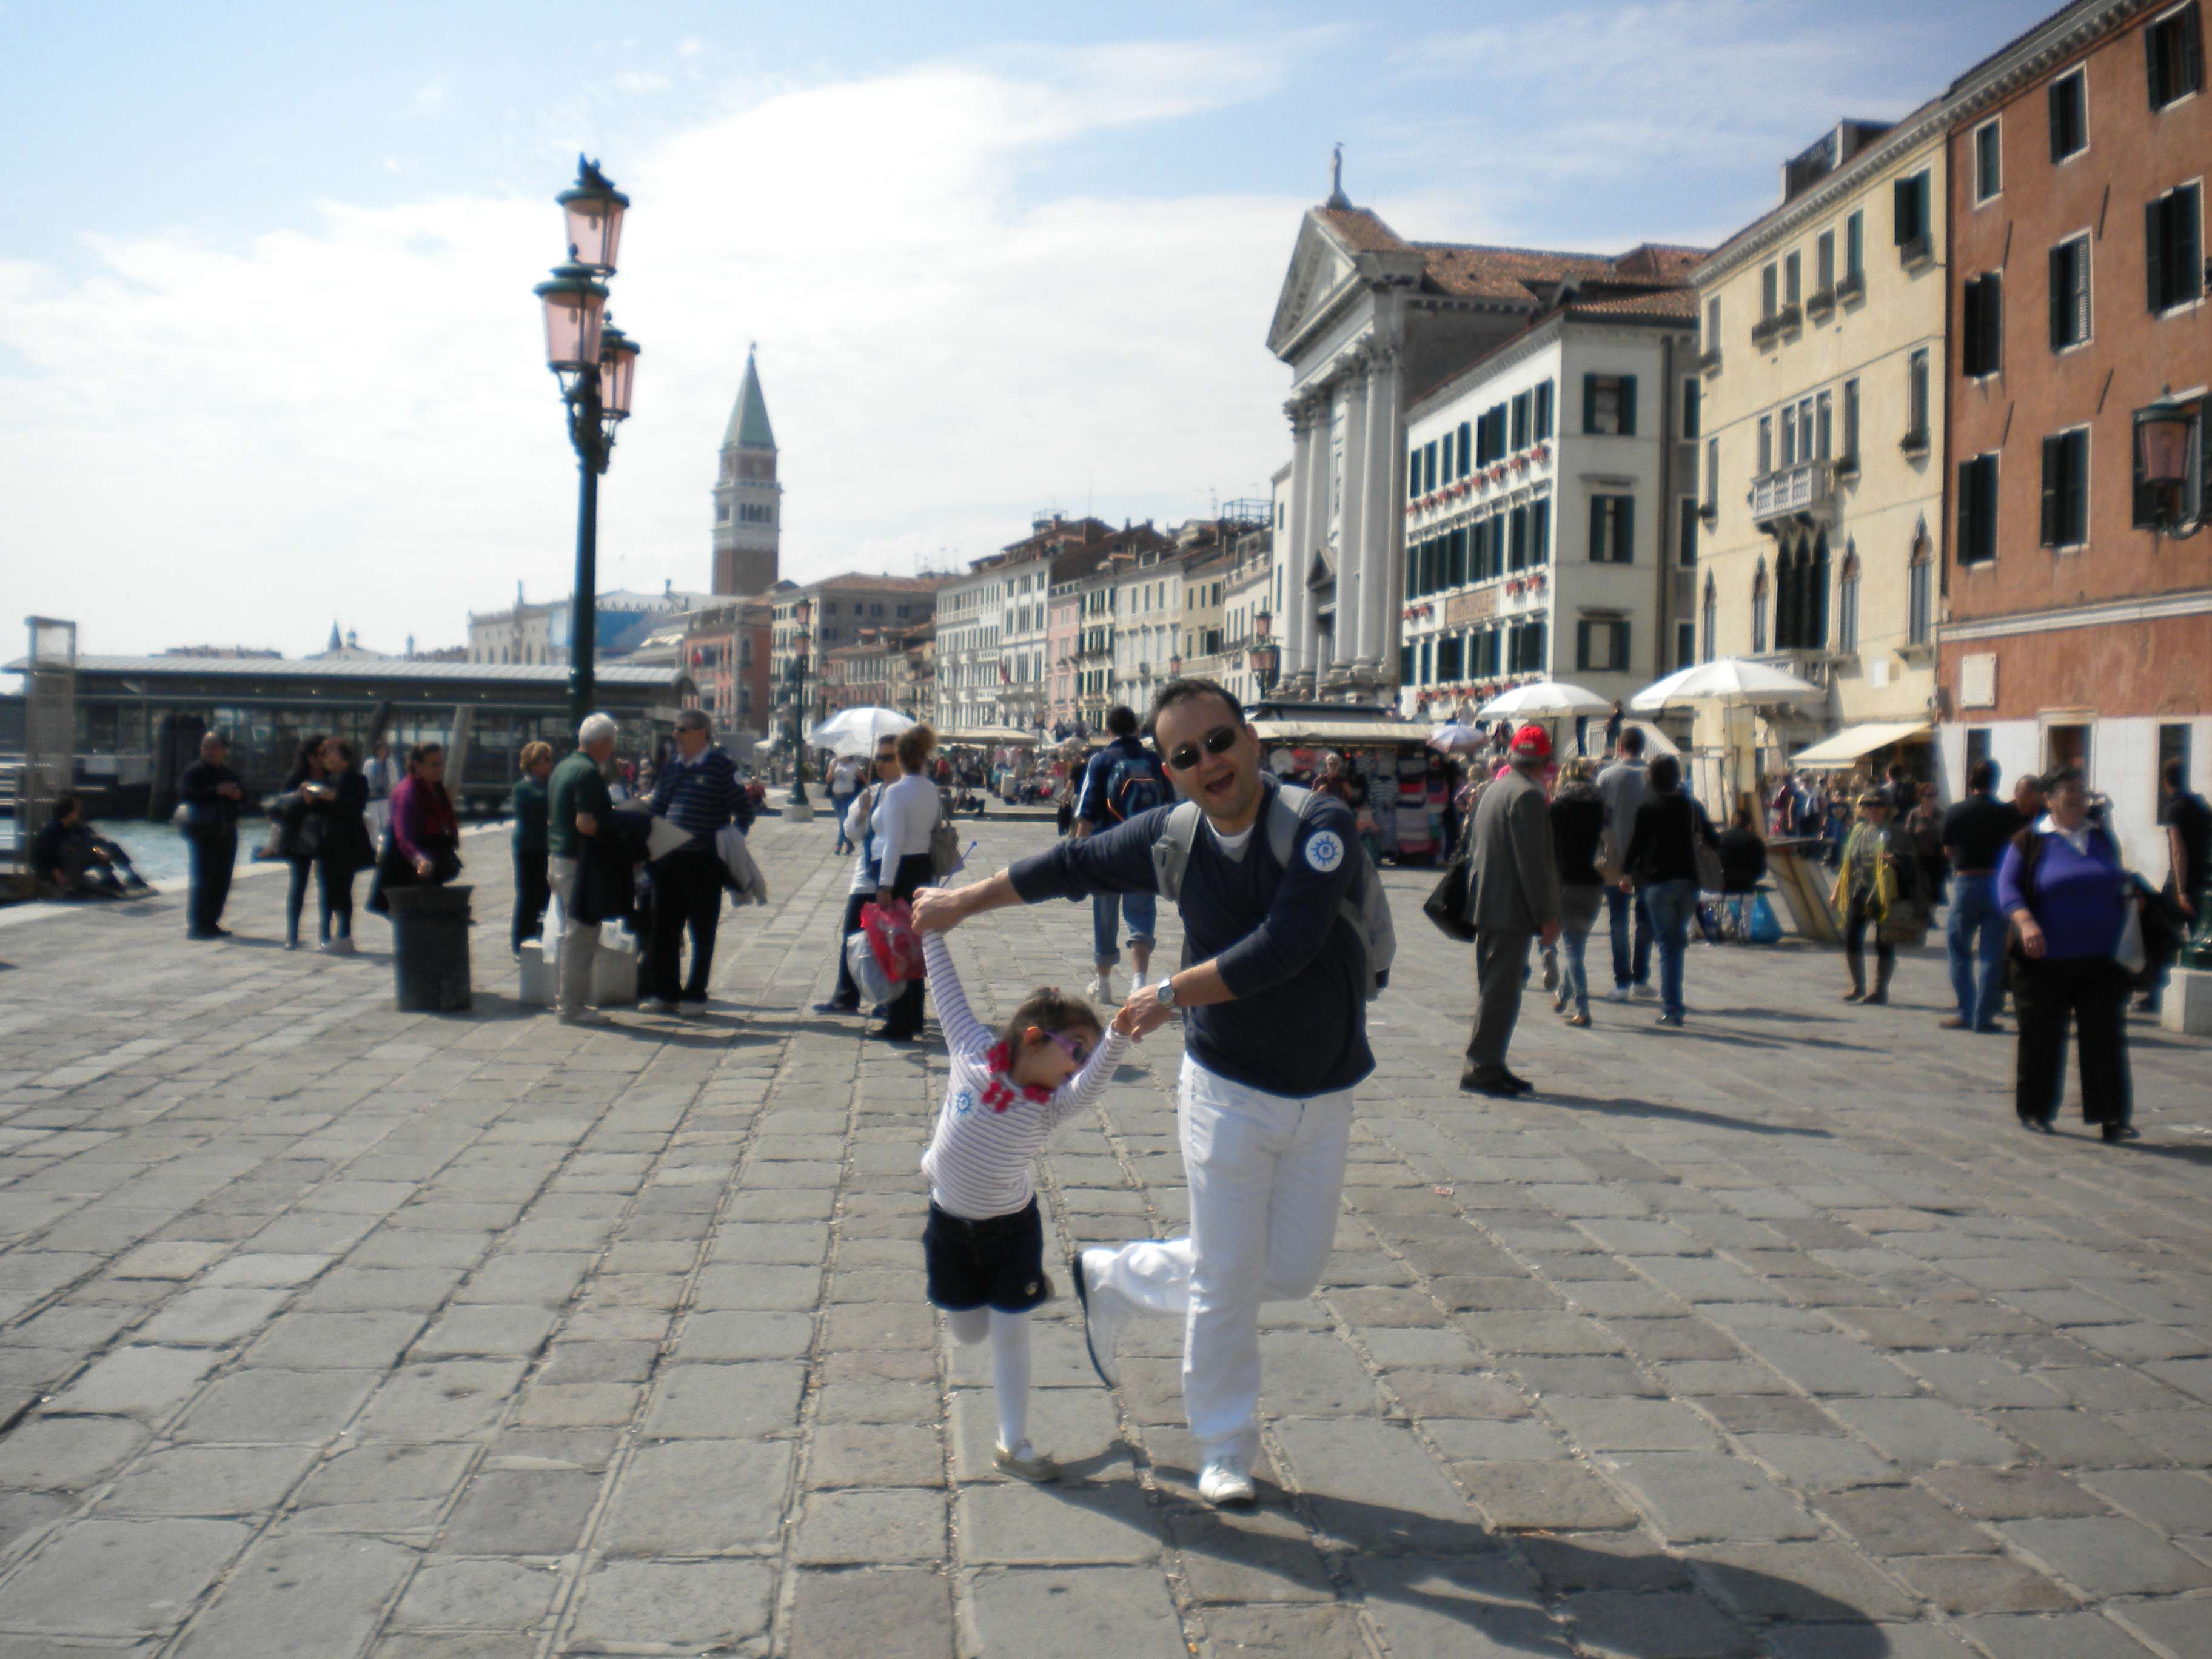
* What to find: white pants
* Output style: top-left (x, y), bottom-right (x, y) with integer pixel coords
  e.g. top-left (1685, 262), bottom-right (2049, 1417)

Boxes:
top-left (1088, 1054), bottom-right (1353, 1463)
top-left (546, 857), bottom-right (599, 1014)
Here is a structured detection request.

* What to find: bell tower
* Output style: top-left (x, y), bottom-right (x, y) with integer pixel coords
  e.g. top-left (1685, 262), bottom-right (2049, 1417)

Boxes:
top-left (712, 345), bottom-right (781, 596)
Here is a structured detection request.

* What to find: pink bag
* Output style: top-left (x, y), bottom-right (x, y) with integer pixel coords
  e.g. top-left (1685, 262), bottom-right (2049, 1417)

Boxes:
top-left (859, 898), bottom-right (925, 983)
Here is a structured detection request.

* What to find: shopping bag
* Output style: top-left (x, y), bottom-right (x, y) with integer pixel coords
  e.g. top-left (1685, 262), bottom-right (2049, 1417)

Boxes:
top-left (859, 898), bottom-right (925, 984)
top-left (1748, 891), bottom-right (1783, 945)
top-left (845, 930), bottom-right (899, 1007)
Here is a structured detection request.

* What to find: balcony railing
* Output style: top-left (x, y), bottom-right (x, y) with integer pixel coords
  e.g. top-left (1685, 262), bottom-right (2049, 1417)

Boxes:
top-left (1751, 458), bottom-right (1834, 526)
top-left (1748, 649), bottom-right (1831, 688)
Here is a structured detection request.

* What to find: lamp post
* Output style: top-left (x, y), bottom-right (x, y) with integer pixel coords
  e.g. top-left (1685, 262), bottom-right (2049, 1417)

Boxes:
top-left (534, 156), bottom-right (638, 732)
top-left (788, 597), bottom-right (813, 808)
top-left (1247, 611), bottom-right (1279, 697)
top-left (2136, 388), bottom-right (2205, 540)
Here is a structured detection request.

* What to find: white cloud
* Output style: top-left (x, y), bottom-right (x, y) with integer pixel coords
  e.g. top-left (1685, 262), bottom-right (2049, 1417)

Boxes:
top-left (411, 76), bottom-right (450, 115)
top-left (677, 37), bottom-right (706, 59)
top-left (0, 42), bottom-right (1304, 655)
top-left (615, 70), bottom-right (671, 94)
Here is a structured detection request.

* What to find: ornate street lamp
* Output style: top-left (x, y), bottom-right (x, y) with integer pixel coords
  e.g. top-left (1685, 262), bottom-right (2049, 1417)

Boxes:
top-left (1247, 611), bottom-right (1278, 696)
top-left (534, 156), bottom-right (640, 730)
top-left (2136, 388), bottom-right (2205, 539)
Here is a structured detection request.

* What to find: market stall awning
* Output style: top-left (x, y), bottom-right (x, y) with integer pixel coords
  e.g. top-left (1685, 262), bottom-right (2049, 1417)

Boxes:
top-left (1789, 721), bottom-right (1931, 768)
top-left (1250, 717), bottom-right (1426, 746)
top-left (936, 727), bottom-right (1041, 746)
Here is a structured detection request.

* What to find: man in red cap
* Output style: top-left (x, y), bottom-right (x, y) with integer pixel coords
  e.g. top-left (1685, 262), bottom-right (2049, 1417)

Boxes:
top-left (1461, 722), bottom-right (1563, 1096)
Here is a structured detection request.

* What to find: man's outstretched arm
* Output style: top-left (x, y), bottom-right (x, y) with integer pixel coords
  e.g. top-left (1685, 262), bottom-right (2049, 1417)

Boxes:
top-left (911, 873), bottom-right (1021, 933)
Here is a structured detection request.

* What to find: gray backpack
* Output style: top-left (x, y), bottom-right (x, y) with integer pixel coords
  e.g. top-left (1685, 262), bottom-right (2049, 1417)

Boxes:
top-left (1148, 784), bottom-right (1396, 1000)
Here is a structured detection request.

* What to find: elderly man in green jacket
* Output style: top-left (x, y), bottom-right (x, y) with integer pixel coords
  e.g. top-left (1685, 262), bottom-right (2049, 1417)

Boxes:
top-left (1462, 723), bottom-right (1562, 1098)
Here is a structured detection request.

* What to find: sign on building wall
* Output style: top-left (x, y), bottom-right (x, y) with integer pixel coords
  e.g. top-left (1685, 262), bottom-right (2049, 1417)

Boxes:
top-left (1444, 588), bottom-right (1500, 628)
top-left (1959, 652), bottom-right (1997, 709)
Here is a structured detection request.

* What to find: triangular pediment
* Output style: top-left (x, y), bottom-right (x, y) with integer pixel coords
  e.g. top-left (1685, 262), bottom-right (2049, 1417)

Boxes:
top-left (1267, 213), bottom-right (1361, 362)
top-left (1305, 546), bottom-right (1336, 591)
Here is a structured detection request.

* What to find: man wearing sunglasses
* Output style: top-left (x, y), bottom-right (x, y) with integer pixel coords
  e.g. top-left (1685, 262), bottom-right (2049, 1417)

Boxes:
top-left (913, 677), bottom-right (1373, 1510)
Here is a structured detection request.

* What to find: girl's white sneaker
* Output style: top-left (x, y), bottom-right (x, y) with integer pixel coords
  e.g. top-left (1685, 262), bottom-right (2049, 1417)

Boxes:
top-left (994, 1441), bottom-right (1061, 1483)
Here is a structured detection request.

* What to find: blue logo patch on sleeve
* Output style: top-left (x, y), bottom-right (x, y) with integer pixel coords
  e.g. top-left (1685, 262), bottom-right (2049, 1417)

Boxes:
top-left (1304, 828), bottom-right (1346, 873)
top-left (951, 1088), bottom-right (976, 1117)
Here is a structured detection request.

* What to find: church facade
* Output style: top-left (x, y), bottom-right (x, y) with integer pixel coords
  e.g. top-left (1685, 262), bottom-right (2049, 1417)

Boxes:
top-left (1267, 172), bottom-right (1703, 703)
top-left (712, 349), bottom-right (782, 597)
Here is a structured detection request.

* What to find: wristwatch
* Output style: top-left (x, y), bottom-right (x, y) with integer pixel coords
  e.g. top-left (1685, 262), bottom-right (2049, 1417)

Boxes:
top-left (1154, 978), bottom-right (1178, 1010)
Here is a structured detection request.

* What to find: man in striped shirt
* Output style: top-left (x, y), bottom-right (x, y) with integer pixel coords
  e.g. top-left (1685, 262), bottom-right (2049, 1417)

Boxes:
top-left (645, 710), bottom-right (755, 1013)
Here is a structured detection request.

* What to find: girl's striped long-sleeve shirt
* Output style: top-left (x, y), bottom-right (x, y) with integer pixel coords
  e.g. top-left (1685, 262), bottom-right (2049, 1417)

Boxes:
top-left (919, 933), bottom-right (1128, 1221)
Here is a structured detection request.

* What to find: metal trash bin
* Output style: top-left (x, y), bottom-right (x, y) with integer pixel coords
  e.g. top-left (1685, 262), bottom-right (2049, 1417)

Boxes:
top-left (386, 884), bottom-right (473, 1012)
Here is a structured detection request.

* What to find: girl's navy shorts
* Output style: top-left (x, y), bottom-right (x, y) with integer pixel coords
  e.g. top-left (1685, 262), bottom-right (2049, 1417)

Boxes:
top-left (923, 1198), bottom-right (1051, 1314)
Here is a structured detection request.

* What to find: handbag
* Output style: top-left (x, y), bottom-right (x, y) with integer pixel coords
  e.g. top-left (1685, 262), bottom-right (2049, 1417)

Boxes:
top-left (1423, 845), bottom-right (1478, 943)
top-left (1691, 804), bottom-right (1724, 893)
top-left (928, 797), bottom-right (962, 877)
top-left (845, 930), bottom-right (899, 1007)
top-left (1749, 891), bottom-right (1783, 945)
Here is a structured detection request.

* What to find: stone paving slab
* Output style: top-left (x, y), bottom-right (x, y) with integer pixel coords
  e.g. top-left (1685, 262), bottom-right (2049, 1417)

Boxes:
top-left (0, 813), bottom-right (2208, 1655)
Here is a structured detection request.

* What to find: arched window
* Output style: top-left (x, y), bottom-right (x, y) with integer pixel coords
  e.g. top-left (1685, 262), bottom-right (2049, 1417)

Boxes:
top-left (1751, 560), bottom-right (1769, 653)
top-left (1837, 545), bottom-right (1860, 654)
top-left (1701, 577), bottom-right (1717, 663)
top-left (1775, 541), bottom-right (1800, 649)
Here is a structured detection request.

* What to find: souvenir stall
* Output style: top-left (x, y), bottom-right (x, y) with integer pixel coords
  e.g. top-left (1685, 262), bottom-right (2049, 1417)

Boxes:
top-left (1247, 708), bottom-right (1444, 866)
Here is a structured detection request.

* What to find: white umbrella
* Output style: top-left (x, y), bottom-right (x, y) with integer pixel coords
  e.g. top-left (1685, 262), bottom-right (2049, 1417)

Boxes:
top-left (1427, 723), bottom-right (1487, 754)
top-left (1630, 657), bottom-right (1825, 711)
top-left (1477, 680), bottom-right (1615, 719)
top-left (808, 706), bottom-right (914, 756)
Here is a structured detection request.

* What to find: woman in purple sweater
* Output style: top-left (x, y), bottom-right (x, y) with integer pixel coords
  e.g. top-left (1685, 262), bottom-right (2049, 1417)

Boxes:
top-left (1998, 766), bottom-right (2134, 1141)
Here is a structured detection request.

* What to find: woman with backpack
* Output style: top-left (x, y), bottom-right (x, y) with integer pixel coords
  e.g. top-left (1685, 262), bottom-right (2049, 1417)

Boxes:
top-left (2000, 766), bottom-right (2136, 1141)
top-left (1619, 754), bottom-right (1718, 1029)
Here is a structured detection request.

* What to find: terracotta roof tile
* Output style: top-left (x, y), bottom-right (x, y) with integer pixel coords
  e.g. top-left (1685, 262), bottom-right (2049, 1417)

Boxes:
top-left (1316, 206), bottom-right (1407, 253)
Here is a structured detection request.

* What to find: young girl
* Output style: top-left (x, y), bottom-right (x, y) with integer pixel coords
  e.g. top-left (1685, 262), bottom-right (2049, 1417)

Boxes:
top-left (919, 930), bottom-right (1138, 1481)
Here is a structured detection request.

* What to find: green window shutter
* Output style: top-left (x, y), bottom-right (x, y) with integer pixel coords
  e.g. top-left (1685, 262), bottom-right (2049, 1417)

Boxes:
top-left (1614, 622), bottom-right (1631, 673)
top-left (1582, 374), bottom-right (1598, 434)
top-left (1617, 496), bottom-right (1636, 563)
top-left (2147, 199), bottom-right (2167, 312)
top-left (2185, 2), bottom-right (2205, 99)
top-left (2039, 435), bottom-right (2062, 545)
top-left (1575, 620), bottom-right (1592, 671)
top-left (1589, 496), bottom-right (1606, 561)
top-left (2180, 186), bottom-right (2205, 301)
top-left (1532, 500), bottom-right (1550, 565)
top-left (1619, 375), bottom-right (1638, 437)
top-left (2049, 244), bottom-right (2070, 345)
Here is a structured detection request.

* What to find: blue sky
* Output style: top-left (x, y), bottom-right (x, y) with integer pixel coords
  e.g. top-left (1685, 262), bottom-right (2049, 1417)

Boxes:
top-left (6, 0), bottom-right (2055, 655)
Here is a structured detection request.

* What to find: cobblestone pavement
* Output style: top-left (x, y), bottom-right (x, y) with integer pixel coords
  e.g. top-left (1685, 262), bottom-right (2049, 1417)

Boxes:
top-left (0, 813), bottom-right (2210, 1658)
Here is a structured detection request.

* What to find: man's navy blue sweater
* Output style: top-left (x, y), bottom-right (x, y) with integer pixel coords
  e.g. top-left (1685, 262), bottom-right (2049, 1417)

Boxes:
top-left (1008, 779), bottom-right (1372, 1098)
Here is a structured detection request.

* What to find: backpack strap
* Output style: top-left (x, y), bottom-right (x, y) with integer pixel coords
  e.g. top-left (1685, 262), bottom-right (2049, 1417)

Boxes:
top-left (1149, 800), bottom-right (1205, 904)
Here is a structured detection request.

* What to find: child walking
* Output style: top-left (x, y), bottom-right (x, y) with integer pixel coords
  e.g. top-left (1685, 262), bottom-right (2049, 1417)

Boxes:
top-left (918, 930), bottom-right (1138, 1481)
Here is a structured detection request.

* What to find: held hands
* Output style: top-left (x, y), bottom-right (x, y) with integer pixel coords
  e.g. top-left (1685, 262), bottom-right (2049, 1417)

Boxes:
top-left (909, 886), bottom-right (964, 934)
top-left (1115, 982), bottom-right (1175, 1041)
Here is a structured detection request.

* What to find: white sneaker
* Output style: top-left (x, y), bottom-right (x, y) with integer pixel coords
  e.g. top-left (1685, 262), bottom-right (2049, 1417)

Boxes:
top-left (1631, 984), bottom-right (1659, 1001)
top-left (1085, 972), bottom-right (1116, 1003)
top-left (558, 1007), bottom-right (611, 1025)
top-left (993, 1439), bottom-right (1062, 1483)
top-left (1072, 1247), bottom-right (1130, 1388)
top-left (1198, 1458), bottom-right (1256, 1507)
top-left (640, 997), bottom-right (677, 1014)
top-left (1129, 974), bottom-right (1147, 994)
top-left (1604, 987), bottom-right (1632, 1003)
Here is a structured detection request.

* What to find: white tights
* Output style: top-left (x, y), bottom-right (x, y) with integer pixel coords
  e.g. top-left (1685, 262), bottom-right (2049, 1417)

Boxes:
top-left (945, 1307), bottom-right (1031, 1450)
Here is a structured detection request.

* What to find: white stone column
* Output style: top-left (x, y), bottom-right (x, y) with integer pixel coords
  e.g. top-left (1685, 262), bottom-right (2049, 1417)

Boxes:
top-left (1280, 398), bottom-right (1313, 695)
top-left (1332, 356), bottom-right (1371, 686)
top-left (1358, 345), bottom-right (1401, 681)
top-left (1298, 385), bottom-right (1334, 691)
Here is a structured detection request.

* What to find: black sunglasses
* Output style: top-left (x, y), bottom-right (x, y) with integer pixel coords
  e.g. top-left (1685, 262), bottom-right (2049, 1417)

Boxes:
top-left (1165, 725), bottom-right (1240, 773)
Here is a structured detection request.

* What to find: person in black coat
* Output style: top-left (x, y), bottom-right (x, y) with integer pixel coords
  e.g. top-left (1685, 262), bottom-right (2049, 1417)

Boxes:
top-left (315, 739), bottom-right (376, 953)
top-left (271, 735), bottom-right (331, 950)
top-left (178, 731), bottom-right (244, 939)
top-left (1718, 805), bottom-right (1768, 940)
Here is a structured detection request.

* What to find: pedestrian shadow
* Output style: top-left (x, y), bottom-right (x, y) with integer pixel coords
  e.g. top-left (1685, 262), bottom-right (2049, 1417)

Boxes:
top-left (1039, 1462), bottom-right (1890, 1655)
top-left (1701, 1007), bottom-right (1847, 1025)
top-left (2110, 1139), bottom-right (2212, 1168)
top-left (1538, 1091), bottom-right (1831, 1140)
